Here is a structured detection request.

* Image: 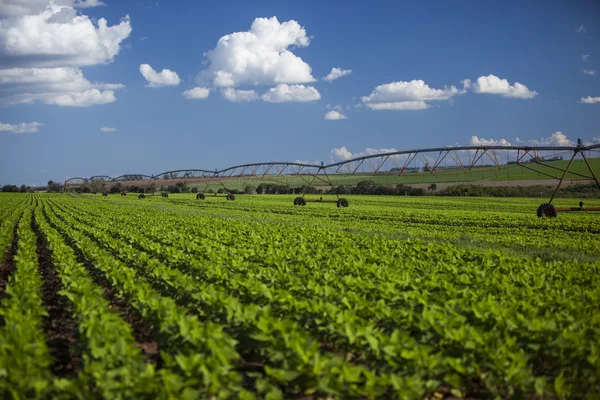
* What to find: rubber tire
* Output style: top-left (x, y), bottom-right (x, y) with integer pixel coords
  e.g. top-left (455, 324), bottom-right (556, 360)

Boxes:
top-left (102, 192), bottom-right (108, 197)
top-left (197, 193), bottom-right (205, 200)
top-left (294, 196), bottom-right (302, 206)
top-left (337, 198), bottom-right (349, 208)
top-left (227, 193), bottom-right (236, 201)
top-left (138, 194), bottom-right (145, 199)
top-left (298, 197), bottom-right (306, 206)
top-left (537, 203), bottom-right (558, 218)
top-left (162, 193), bottom-right (168, 198)
top-left (121, 192), bottom-right (126, 196)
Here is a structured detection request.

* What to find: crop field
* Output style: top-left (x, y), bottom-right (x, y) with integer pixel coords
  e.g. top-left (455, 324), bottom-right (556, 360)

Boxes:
top-left (0, 192), bottom-right (599, 399)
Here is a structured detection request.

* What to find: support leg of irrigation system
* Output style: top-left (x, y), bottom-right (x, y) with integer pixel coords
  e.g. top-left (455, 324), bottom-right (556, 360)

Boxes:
top-left (580, 150), bottom-right (600, 190)
top-left (548, 148), bottom-right (578, 203)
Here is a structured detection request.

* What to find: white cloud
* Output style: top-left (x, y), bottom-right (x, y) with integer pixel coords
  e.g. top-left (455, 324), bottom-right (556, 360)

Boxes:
top-left (0, 121), bottom-right (43, 133)
top-left (74, 0), bottom-right (106, 8)
top-left (0, 3), bottom-right (131, 67)
top-left (471, 74), bottom-right (537, 99)
top-left (262, 84), bottom-right (320, 102)
top-left (331, 146), bottom-right (399, 161)
top-left (325, 110), bottom-right (346, 120)
top-left (362, 80), bottom-right (462, 110)
top-left (48, 88), bottom-right (116, 106)
top-left (470, 136), bottom-right (511, 146)
top-left (201, 16), bottom-right (315, 88)
top-left (582, 54), bottom-right (590, 62)
top-left (139, 64), bottom-right (181, 87)
top-left (575, 25), bottom-right (586, 33)
top-left (580, 96), bottom-right (600, 104)
top-left (366, 101), bottom-right (429, 110)
top-left (0, 67), bottom-right (123, 106)
top-left (294, 159), bottom-right (321, 165)
top-left (221, 87), bottom-right (258, 102)
top-left (323, 67), bottom-right (352, 82)
top-left (0, 2), bottom-right (130, 107)
top-left (531, 132), bottom-right (574, 147)
top-left (99, 126), bottom-right (116, 132)
top-left (182, 87), bottom-right (210, 99)
top-left (583, 69), bottom-right (596, 76)
top-left (0, 0), bottom-right (105, 18)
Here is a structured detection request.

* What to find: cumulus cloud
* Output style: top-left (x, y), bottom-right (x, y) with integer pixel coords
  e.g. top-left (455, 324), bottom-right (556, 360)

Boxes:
top-left (471, 74), bottom-right (537, 99)
top-left (366, 101), bottom-right (429, 110)
top-left (0, 4), bottom-right (131, 67)
top-left (262, 84), bottom-right (320, 102)
top-left (182, 87), bottom-right (210, 99)
top-left (362, 79), bottom-right (462, 110)
top-left (48, 88), bottom-right (116, 106)
top-left (470, 136), bottom-right (511, 146)
top-left (0, 121), bottom-right (43, 133)
top-left (325, 110), bottom-right (346, 120)
top-left (0, 0), bottom-right (105, 18)
top-left (0, 2), bottom-right (131, 106)
top-left (0, 67), bottom-right (123, 106)
top-left (323, 67), bottom-right (352, 82)
top-left (201, 16), bottom-right (315, 88)
top-left (575, 25), bottom-right (586, 34)
top-left (583, 69), bottom-right (596, 76)
top-left (139, 64), bottom-right (181, 88)
top-left (221, 87), bottom-right (258, 102)
top-left (331, 146), bottom-right (399, 161)
top-left (582, 54), bottom-right (590, 62)
top-left (74, 0), bottom-right (106, 8)
top-left (580, 96), bottom-right (600, 104)
top-left (530, 132), bottom-right (574, 147)
top-left (99, 126), bottom-right (116, 132)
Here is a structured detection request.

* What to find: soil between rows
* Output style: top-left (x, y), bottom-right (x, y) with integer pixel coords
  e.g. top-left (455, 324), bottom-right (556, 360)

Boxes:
top-left (0, 218), bottom-right (20, 308)
top-left (32, 211), bottom-right (83, 378)
top-left (42, 205), bottom-right (161, 364)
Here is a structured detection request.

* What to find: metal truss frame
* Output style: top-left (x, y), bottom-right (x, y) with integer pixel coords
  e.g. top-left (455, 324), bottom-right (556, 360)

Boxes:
top-left (64, 143), bottom-right (600, 209)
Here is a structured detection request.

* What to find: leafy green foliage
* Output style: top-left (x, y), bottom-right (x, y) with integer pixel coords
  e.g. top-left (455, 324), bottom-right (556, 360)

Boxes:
top-left (0, 193), bottom-right (599, 399)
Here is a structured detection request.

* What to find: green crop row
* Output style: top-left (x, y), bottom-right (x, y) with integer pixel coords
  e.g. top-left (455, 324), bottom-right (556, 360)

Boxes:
top-left (1, 193), bottom-right (599, 399)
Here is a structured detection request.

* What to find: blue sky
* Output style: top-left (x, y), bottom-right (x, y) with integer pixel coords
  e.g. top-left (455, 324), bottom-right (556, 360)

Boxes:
top-left (1, 0), bottom-right (599, 186)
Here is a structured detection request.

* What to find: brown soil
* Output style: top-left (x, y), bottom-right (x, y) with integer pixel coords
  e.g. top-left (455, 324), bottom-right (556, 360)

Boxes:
top-left (83, 259), bottom-right (161, 364)
top-left (0, 218), bottom-right (20, 300)
top-left (32, 211), bottom-right (83, 377)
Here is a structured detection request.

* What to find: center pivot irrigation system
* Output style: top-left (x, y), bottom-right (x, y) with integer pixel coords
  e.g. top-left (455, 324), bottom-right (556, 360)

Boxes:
top-left (64, 141), bottom-right (600, 217)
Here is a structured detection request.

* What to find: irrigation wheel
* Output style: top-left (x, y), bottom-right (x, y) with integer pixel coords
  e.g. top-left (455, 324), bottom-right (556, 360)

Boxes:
top-left (138, 193), bottom-right (146, 199)
top-left (197, 193), bottom-right (205, 200)
top-left (161, 193), bottom-right (168, 198)
top-left (337, 198), bottom-right (349, 208)
top-left (227, 193), bottom-right (236, 201)
top-left (537, 203), bottom-right (558, 218)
